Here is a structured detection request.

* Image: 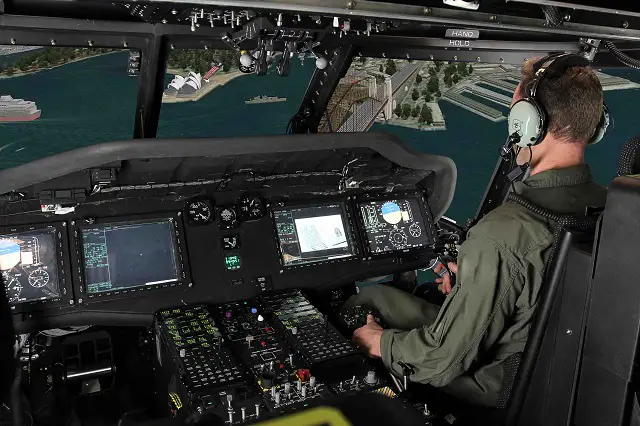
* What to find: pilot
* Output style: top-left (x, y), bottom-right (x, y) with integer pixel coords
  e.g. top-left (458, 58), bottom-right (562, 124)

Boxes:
top-left (347, 55), bottom-right (608, 407)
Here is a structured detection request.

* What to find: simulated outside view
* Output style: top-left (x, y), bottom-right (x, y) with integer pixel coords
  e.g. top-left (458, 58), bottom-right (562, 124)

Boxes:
top-left (0, 46), bottom-right (638, 223)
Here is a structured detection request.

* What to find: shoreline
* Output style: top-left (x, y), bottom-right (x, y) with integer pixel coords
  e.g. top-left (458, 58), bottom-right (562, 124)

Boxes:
top-left (162, 70), bottom-right (246, 104)
top-left (0, 51), bottom-right (119, 80)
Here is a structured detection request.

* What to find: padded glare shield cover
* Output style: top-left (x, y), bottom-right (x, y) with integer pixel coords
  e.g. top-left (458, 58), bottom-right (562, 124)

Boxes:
top-left (509, 99), bottom-right (544, 147)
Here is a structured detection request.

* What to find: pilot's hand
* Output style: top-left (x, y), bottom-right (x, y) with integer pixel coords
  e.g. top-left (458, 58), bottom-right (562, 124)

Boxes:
top-left (352, 314), bottom-right (383, 358)
top-left (434, 262), bottom-right (458, 294)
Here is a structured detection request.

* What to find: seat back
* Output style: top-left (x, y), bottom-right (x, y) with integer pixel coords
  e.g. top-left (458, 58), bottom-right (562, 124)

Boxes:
top-left (497, 195), bottom-right (600, 425)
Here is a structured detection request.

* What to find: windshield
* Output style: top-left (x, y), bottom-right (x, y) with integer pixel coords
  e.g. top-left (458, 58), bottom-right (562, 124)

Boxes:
top-left (321, 58), bottom-right (640, 222)
top-left (0, 45), bottom-right (138, 169)
top-left (156, 48), bottom-right (315, 138)
top-left (0, 47), bottom-right (638, 224)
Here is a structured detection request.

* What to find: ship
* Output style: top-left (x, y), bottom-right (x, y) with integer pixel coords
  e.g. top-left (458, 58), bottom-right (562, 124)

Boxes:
top-left (0, 95), bottom-right (41, 122)
top-left (244, 95), bottom-right (287, 104)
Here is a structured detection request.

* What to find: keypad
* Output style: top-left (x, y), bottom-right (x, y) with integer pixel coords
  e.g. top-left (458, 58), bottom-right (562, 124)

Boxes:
top-left (261, 291), bottom-right (356, 364)
top-left (157, 305), bottom-right (246, 391)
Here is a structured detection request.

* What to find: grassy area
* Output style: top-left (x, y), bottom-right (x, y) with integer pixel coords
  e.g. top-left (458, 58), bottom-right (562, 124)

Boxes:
top-left (0, 47), bottom-right (117, 76)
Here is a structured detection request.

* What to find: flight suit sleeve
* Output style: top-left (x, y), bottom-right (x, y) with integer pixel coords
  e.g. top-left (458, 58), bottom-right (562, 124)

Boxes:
top-left (379, 235), bottom-right (523, 387)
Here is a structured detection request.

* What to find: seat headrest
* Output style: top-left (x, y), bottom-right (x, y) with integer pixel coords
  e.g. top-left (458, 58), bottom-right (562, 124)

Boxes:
top-left (617, 135), bottom-right (640, 176)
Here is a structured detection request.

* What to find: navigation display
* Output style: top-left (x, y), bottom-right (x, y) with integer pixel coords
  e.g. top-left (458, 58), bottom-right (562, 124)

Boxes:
top-left (274, 204), bottom-right (355, 266)
top-left (0, 229), bottom-right (60, 304)
top-left (359, 198), bottom-right (431, 253)
top-left (81, 219), bottom-right (180, 295)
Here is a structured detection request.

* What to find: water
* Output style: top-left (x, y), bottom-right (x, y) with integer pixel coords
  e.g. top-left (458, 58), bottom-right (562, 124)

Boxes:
top-left (0, 51), bottom-right (637, 223)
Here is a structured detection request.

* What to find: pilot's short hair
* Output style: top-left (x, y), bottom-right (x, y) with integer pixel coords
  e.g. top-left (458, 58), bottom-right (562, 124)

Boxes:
top-left (519, 57), bottom-right (604, 144)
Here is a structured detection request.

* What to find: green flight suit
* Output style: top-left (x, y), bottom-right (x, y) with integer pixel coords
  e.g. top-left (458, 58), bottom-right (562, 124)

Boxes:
top-left (346, 165), bottom-right (606, 407)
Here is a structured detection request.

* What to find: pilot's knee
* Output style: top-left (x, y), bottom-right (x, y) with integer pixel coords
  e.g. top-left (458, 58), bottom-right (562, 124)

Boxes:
top-left (345, 283), bottom-right (395, 310)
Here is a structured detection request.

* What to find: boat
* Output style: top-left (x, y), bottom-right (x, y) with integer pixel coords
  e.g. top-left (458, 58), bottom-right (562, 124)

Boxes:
top-left (244, 95), bottom-right (287, 104)
top-left (0, 95), bottom-right (41, 122)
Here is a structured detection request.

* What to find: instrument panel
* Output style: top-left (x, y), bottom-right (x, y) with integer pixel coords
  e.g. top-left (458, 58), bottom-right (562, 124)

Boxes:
top-left (3, 190), bottom-right (436, 330)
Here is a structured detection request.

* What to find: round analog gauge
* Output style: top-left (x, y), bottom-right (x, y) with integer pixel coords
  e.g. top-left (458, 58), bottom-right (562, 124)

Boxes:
top-left (7, 278), bottom-right (22, 303)
top-left (389, 230), bottom-right (408, 249)
top-left (238, 196), bottom-right (265, 221)
top-left (186, 199), bottom-right (213, 225)
top-left (409, 223), bottom-right (422, 238)
top-left (218, 207), bottom-right (239, 229)
top-left (28, 269), bottom-right (50, 288)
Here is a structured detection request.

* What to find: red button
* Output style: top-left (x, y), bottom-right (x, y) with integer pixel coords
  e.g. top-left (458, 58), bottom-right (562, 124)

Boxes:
top-left (261, 341), bottom-right (266, 348)
top-left (279, 364), bottom-right (284, 369)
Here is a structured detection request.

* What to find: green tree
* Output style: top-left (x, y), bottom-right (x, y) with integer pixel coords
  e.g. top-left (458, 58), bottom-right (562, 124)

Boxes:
top-left (0, 63), bottom-right (6, 73)
top-left (434, 61), bottom-right (443, 71)
top-left (444, 74), bottom-right (453, 87)
top-left (423, 91), bottom-right (433, 102)
top-left (435, 89), bottom-right (441, 97)
top-left (457, 62), bottom-right (468, 75)
top-left (415, 73), bottom-right (423, 84)
top-left (452, 73), bottom-right (461, 84)
top-left (198, 59), bottom-right (209, 74)
top-left (411, 88), bottom-right (420, 101)
top-left (412, 105), bottom-right (421, 118)
top-left (394, 104), bottom-right (403, 117)
top-left (427, 76), bottom-right (439, 93)
top-left (428, 67), bottom-right (437, 77)
top-left (401, 103), bottom-right (412, 120)
top-left (6, 66), bottom-right (14, 76)
top-left (468, 64), bottom-right (473, 74)
top-left (385, 59), bottom-right (397, 76)
top-left (359, 57), bottom-right (366, 64)
top-left (379, 64), bottom-right (384, 73)
top-left (419, 104), bottom-right (433, 125)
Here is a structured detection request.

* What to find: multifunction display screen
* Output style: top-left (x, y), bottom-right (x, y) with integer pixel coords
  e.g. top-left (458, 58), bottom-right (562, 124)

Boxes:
top-left (359, 198), bottom-right (431, 253)
top-left (274, 204), bottom-right (355, 266)
top-left (81, 219), bottom-right (179, 294)
top-left (0, 228), bottom-right (60, 304)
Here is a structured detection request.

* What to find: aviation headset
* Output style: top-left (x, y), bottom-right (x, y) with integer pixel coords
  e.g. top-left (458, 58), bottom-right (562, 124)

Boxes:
top-left (508, 53), bottom-right (611, 148)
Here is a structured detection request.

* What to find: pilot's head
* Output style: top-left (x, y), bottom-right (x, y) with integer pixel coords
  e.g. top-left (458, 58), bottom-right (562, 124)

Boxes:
top-left (511, 57), bottom-right (604, 169)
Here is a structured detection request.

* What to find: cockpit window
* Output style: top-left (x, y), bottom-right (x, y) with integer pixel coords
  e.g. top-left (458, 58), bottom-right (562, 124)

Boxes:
top-left (156, 48), bottom-right (315, 138)
top-left (321, 58), bottom-right (640, 222)
top-left (0, 45), bottom-right (138, 170)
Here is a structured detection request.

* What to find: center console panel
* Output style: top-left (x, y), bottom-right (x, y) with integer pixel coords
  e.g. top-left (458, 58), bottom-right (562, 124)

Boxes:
top-left (153, 290), bottom-right (403, 424)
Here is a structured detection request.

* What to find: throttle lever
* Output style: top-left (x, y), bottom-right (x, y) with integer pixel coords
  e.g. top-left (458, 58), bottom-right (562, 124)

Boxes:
top-left (397, 361), bottom-right (415, 392)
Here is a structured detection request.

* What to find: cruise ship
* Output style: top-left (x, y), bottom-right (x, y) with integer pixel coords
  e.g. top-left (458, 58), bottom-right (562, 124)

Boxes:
top-left (0, 95), bottom-right (41, 122)
top-left (244, 95), bottom-right (287, 104)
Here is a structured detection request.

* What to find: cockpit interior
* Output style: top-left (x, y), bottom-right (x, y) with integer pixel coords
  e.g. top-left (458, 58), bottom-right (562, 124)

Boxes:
top-left (1, 1), bottom-right (640, 425)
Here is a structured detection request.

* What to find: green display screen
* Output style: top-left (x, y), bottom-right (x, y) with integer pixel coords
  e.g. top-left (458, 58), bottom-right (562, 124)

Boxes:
top-left (224, 254), bottom-right (241, 271)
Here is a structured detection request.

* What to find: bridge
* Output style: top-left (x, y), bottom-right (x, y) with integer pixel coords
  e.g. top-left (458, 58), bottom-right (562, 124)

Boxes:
top-left (318, 62), bottom-right (420, 133)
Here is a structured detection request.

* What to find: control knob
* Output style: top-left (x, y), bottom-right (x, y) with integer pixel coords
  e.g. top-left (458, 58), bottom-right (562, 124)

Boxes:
top-left (284, 382), bottom-right (291, 394)
top-left (274, 391), bottom-right (281, 405)
top-left (364, 370), bottom-right (378, 385)
top-left (309, 376), bottom-right (316, 388)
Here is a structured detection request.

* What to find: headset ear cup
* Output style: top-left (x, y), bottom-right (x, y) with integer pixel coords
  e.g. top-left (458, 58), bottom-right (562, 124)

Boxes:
top-left (589, 104), bottom-right (611, 145)
top-left (508, 99), bottom-right (545, 148)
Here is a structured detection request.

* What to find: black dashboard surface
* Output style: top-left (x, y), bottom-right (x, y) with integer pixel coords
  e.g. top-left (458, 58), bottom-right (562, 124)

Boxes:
top-left (0, 132), bottom-right (456, 332)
